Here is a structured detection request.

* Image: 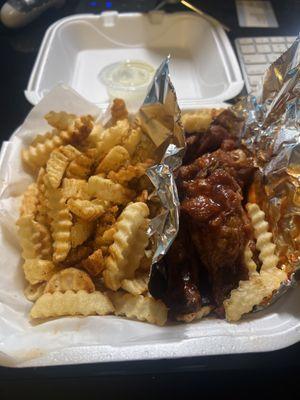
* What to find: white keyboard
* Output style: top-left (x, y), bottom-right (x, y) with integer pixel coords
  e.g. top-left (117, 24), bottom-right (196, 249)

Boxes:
top-left (235, 36), bottom-right (297, 93)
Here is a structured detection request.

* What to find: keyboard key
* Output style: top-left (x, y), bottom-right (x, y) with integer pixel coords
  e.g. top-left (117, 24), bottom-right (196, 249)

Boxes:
top-left (239, 38), bottom-right (253, 44)
top-left (270, 37), bottom-right (285, 43)
top-left (241, 44), bottom-right (255, 54)
top-left (267, 53), bottom-right (279, 63)
top-left (243, 54), bottom-right (267, 64)
top-left (286, 36), bottom-right (297, 44)
top-left (272, 43), bottom-right (287, 53)
top-left (256, 44), bottom-right (271, 53)
top-left (254, 37), bottom-right (270, 44)
top-left (249, 75), bottom-right (262, 86)
top-left (246, 64), bottom-right (268, 75)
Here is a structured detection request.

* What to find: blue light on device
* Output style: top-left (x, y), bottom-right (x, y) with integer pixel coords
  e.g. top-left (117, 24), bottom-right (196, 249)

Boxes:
top-left (106, 1), bottom-right (112, 8)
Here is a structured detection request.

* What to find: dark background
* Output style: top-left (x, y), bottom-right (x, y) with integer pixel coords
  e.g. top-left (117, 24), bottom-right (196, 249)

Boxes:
top-left (1, 0), bottom-right (300, 397)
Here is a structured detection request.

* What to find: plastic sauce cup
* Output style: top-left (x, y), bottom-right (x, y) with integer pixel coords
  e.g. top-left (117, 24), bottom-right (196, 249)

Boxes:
top-left (99, 60), bottom-right (155, 111)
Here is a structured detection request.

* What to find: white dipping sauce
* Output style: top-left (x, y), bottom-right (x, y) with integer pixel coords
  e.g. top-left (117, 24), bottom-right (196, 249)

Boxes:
top-left (99, 60), bottom-right (155, 111)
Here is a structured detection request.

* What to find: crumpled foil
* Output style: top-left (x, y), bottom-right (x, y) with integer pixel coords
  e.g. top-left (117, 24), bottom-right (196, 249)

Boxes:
top-left (138, 57), bottom-right (185, 263)
top-left (234, 35), bottom-right (300, 307)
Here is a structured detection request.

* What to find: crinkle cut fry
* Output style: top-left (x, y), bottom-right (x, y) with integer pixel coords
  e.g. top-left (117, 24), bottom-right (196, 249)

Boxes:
top-left (22, 259), bottom-right (57, 285)
top-left (246, 203), bottom-right (279, 271)
top-left (97, 119), bottom-right (130, 158)
top-left (66, 152), bottom-right (95, 179)
top-left (20, 183), bottom-right (39, 218)
top-left (80, 249), bottom-right (105, 276)
top-left (224, 203), bottom-right (287, 322)
top-left (224, 268), bottom-right (287, 322)
top-left (62, 178), bottom-right (89, 200)
top-left (109, 291), bottom-right (168, 326)
top-left (22, 132), bottom-right (64, 171)
top-left (67, 198), bottom-right (106, 221)
top-left (88, 175), bottom-right (135, 205)
top-left (70, 219), bottom-right (94, 248)
top-left (44, 268), bottom-right (95, 293)
top-left (182, 108), bottom-right (222, 133)
top-left (24, 282), bottom-right (46, 302)
top-left (121, 272), bottom-right (149, 295)
top-left (17, 216), bottom-right (41, 259)
top-left (103, 202), bottom-right (149, 290)
top-left (30, 290), bottom-right (114, 319)
top-left (95, 145), bottom-right (130, 174)
top-left (44, 177), bottom-right (72, 262)
top-left (107, 161), bottom-right (152, 185)
top-left (46, 145), bottom-right (81, 189)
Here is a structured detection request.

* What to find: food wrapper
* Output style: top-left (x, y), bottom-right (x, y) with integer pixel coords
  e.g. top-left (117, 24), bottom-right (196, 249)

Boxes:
top-left (233, 35), bottom-right (300, 306)
top-left (0, 59), bottom-right (185, 367)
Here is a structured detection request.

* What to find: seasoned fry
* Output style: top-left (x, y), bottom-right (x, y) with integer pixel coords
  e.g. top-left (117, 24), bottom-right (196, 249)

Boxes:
top-left (20, 183), bottom-right (39, 218)
top-left (45, 179), bottom-right (72, 262)
top-left (104, 202), bottom-right (149, 290)
top-left (69, 115), bottom-right (94, 144)
top-left (88, 176), bottom-right (135, 204)
top-left (44, 268), bottom-right (95, 293)
top-left (22, 259), bottom-right (57, 285)
top-left (66, 153), bottom-right (94, 179)
top-left (109, 291), bottom-right (167, 326)
top-left (30, 290), bottom-right (114, 319)
top-left (62, 245), bottom-right (93, 267)
top-left (46, 145), bottom-right (81, 188)
top-left (67, 198), bottom-right (106, 221)
top-left (88, 123), bottom-right (103, 146)
top-left (62, 178), bottom-right (89, 200)
top-left (24, 283), bottom-right (46, 302)
top-left (121, 272), bottom-right (149, 295)
top-left (46, 149), bottom-right (68, 189)
top-left (31, 131), bottom-right (57, 147)
top-left (70, 219), bottom-right (94, 248)
top-left (110, 98), bottom-right (128, 124)
top-left (22, 132), bottom-right (64, 171)
top-left (107, 161), bottom-right (151, 185)
top-left (182, 109), bottom-right (221, 133)
top-left (17, 217), bottom-right (47, 259)
top-left (94, 226), bottom-right (116, 250)
top-left (57, 115), bottom-right (94, 145)
top-left (122, 127), bottom-right (142, 156)
top-left (97, 119), bottom-right (130, 158)
top-left (80, 249), bottom-right (105, 276)
top-left (95, 145), bottom-right (130, 174)
top-left (18, 103), bottom-right (165, 324)
top-left (45, 111), bottom-right (77, 131)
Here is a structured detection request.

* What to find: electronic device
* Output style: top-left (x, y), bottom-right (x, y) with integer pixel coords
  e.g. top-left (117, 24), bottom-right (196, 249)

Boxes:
top-left (235, 36), bottom-right (296, 92)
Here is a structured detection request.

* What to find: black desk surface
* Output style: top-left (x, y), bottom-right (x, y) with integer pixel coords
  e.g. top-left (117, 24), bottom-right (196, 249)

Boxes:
top-left (1, 0), bottom-right (300, 397)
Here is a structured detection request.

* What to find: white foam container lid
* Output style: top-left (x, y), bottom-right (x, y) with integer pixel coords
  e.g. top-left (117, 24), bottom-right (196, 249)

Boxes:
top-left (6, 11), bottom-right (298, 366)
top-left (25, 11), bottom-right (244, 108)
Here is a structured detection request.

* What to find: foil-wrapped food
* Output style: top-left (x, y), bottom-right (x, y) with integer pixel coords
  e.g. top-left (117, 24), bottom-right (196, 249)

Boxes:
top-left (149, 39), bottom-right (300, 323)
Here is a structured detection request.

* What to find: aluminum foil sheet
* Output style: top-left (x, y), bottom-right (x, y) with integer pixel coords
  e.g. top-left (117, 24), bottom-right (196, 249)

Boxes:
top-left (140, 42), bottom-right (300, 312)
top-left (234, 35), bottom-right (300, 306)
top-left (138, 57), bottom-right (185, 263)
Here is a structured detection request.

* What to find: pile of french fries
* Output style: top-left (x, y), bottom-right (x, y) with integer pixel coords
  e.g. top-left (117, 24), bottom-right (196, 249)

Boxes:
top-left (18, 99), bottom-right (168, 326)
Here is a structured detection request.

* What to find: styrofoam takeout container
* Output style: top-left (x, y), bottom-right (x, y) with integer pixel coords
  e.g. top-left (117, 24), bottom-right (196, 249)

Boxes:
top-left (25, 11), bottom-right (244, 109)
top-left (1, 12), bottom-right (300, 368)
